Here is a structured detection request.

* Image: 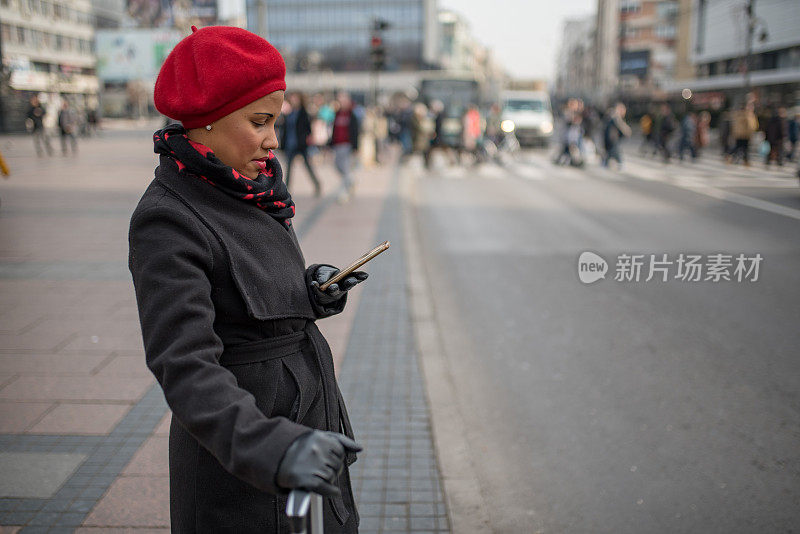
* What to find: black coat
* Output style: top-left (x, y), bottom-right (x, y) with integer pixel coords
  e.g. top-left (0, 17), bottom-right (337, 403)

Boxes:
top-left (128, 158), bottom-right (358, 533)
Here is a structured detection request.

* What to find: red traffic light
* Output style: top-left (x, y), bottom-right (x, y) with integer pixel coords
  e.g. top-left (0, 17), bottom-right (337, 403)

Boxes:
top-left (371, 36), bottom-right (382, 48)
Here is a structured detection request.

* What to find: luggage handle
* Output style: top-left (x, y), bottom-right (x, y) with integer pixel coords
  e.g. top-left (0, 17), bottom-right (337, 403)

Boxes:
top-left (286, 490), bottom-right (324, 534)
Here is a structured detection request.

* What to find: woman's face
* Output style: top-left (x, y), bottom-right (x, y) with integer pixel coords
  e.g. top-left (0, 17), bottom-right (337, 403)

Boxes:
top-left (190, 91), bottom-right (284, 179)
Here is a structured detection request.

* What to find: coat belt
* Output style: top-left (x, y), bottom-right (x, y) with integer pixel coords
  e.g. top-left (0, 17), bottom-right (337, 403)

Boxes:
top-left (219, 331), bottom-right (307, 367)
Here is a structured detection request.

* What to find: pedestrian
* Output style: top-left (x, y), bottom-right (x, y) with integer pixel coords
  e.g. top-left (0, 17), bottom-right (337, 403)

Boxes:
top-left (638, 111), bottom-right (655, 155)
top-left (58, 100), bottom-right (78, 156)
top-left (281, 92), bottom-right (321, 196)
top-left (764, 106), bottom-right (786, 167)
top-left (657, 103), bottom-right (676, 163)
top-left (330, 91), bottom-right (360, 203)
top-left (677, 111), bottom-right (697, 162)
top-left (86, 108), bottom-right (99, 136)
top-left (695, 110), bottom-right (711, 157)
top-left (731, 103), bottom-right (758, 166)
top-left (602, 102), bottom-right (632, 168)
top-left (128, 26), bottom-right (364, 533)
top-left (788, 111), bottom-right (799, 162)
top-left (719, 110), bottom-right (733, 159)
top-left (26, 95), bottom-right (53, 157)
top-left (410, 102), bottom-right (434, 159)
top-left (462, 104), bottom-right (482, 163)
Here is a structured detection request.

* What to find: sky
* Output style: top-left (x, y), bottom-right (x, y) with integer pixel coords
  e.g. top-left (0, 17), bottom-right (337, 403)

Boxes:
top-left (439, 0), bottom-right (596, 82)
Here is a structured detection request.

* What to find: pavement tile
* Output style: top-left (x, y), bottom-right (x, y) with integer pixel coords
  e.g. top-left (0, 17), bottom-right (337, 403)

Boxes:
top-left (0, 353), bottom-right (110, 375)
top-left (0, 401), bottom-right (53, 432)
top-left (0, 452), bottom-right (86, 498)
top-left (91, 355), bottom-right (149, 378)
top-left (81, 477), bottom-right (169, 528)
top-left (0, 527), bottom-right (21, 533)
top-left (0, 321), bottom-right (84, 352)
top-left (0, 310), bottom-right (42, 334)
top-left (27, 403), bottom-right (131, 435)
top-left (0, 375), bottom-right (152, 402)
top-left (59, 331), bottom-right (144, 353)
top-left (120, 436), bottom-right (168, 476)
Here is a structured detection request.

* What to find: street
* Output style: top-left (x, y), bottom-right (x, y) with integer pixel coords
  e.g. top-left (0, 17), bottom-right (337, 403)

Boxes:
top-left (411, 146), bottom-right (800, 533)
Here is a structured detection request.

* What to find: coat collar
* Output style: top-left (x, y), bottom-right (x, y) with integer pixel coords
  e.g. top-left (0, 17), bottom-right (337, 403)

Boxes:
top-left (155, 157), bottom-right (316, 321)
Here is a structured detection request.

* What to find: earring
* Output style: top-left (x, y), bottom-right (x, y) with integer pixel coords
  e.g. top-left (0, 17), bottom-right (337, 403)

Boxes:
top-left (205, 125), bottom-right (212, 131)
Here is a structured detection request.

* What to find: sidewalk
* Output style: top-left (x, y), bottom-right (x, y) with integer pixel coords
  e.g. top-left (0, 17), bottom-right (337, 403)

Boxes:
top-left (0, 132), bottom-right (449, 533)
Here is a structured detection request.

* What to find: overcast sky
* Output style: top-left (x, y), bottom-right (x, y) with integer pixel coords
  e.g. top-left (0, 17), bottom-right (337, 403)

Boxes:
top-left (439, 0), bottom-right (596, 82)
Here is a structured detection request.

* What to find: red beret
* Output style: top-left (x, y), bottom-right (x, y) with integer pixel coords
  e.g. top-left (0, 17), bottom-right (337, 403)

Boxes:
top-left (154, 26), bottom-right (286, 129)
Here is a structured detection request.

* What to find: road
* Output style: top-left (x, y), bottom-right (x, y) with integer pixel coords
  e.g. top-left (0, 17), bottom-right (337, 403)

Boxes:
top-left (412, 147), bottom-right (800, 533)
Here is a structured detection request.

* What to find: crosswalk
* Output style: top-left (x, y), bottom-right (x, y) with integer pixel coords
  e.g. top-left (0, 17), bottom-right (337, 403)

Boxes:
top-left (422, 148), bottom-right (799, 190)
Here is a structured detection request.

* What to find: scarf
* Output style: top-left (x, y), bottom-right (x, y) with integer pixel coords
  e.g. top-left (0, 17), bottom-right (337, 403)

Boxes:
top-left (153, 124), bottom-right (295, 228)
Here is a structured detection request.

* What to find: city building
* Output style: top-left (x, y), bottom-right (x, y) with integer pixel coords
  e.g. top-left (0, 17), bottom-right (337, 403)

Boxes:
top-left (617, 0), bottom-right (680, 104)
top-left (595, 0), bottom-right (620, 106)
top-left (92, 0), bottom-right (218, 119)
top-left (554, 15), bottom-right (596, 104)
top-left (670, 0), bottom-right (800, 108)
top-left (91, 0), bottom-right (125, 29)
top-left (247, 0), bottom-right (437, 72)
top-left (0, 0), bottom-right (99, 132)
top-left (244, 1), bottom-right (508, 104)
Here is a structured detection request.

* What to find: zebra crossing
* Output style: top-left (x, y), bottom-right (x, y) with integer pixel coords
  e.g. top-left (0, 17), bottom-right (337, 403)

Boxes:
top-left (424, 149), bottom-right (799, 191)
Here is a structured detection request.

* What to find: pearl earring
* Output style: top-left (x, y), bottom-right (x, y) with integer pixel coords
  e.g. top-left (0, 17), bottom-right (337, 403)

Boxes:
top-left (205, 125), bottom-right (212, 131)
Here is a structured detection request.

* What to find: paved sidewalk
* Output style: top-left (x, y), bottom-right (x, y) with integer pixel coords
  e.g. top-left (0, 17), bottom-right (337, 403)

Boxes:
top-left (0, 131), bottom-right (449, 532)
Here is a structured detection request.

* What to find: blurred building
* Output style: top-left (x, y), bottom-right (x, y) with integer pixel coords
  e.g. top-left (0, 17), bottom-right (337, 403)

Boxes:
top-left (247, 0), bottom-right (438, 71)
top-left (594, 0), bottom-right (620, 105)
top-left (92, 0), bottom-right (222, 118)
top-left (245, 0), bottom-right (507, 103)
top-left (558, 0), bottom-right (683, 108)
top-left (437, 9), bottom-right (507, 102)
top-left (95, 28), bottom-right (183, 118)
top-left (0, 0), bottom-right (99, 132)
top-left (617, 0), bottom-right (679, 104)
top-left (554, 16), bottom-right (596, 103)
top-left (246, 0), bottom-right (440, 99)
top-left (669, 0), bottom-right (800, 108)
top-left (92, 0), bottom-right (125, 29)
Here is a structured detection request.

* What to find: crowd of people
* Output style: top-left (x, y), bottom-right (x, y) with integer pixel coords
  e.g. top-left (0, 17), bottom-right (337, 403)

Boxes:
top-left (273, 90), bottom-right (521, 201)
top-left (553, 96), bottom-right (800, 176)
top-left (25, 96), bottom-right (99, 157)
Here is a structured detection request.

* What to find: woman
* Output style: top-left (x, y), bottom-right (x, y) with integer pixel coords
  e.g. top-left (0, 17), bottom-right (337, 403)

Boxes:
top-left (128, 26), bottom-right (365, 532)
top-left (281, 92), bottom-right (321, 196)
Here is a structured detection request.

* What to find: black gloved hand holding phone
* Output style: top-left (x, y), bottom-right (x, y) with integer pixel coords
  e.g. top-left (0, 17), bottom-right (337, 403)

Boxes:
top-left (305, 263), bottom-right (368, 317)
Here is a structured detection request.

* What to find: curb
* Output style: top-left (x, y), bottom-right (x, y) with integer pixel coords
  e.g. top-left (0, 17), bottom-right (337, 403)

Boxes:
top-left (400, 166), bottom-right (493, 533)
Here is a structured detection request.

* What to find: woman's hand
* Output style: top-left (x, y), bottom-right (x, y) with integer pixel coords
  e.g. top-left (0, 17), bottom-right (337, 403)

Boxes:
top-left (305, 264), bottom-right (367, 318)
top-left (309, 264), bottom-right (368, 305)
top-left (276, 430), bottom-right (362, 496)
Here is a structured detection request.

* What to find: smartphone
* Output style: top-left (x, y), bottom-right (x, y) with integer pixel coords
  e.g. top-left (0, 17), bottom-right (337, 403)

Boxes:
top-left (319, 241), bottom-right (390, 291)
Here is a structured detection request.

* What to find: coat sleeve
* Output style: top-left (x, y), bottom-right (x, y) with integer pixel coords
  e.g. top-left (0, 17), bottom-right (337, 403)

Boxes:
top-left (128, 203), bottom-right (310, 494)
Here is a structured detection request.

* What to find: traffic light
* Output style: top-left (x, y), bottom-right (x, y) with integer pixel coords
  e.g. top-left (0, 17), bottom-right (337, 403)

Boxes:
top-left (370, 19), bottom-right (390, 71)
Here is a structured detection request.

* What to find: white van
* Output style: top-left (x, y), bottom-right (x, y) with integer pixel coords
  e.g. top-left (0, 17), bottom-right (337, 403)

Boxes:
top-left (500, 91), bottom-right (554, 147)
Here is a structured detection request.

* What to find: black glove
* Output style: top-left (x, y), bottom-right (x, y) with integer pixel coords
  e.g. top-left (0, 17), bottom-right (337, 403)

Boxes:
top-left (276, 430), bottom-right (363, 496)
top-left (306, 264), bottom-right (368, 317)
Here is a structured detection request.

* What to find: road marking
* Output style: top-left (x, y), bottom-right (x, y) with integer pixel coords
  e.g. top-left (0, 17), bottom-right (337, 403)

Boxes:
top-left (622, 170), bottom-right (800, 221)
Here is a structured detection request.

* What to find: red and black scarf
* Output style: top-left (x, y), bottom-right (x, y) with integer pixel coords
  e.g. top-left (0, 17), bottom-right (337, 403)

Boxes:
top-left (153, 124), bottom-right (295, 228)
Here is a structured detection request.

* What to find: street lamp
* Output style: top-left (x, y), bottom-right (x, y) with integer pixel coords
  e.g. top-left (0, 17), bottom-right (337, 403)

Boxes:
top-left (741, 0), bottom-right (769, 101)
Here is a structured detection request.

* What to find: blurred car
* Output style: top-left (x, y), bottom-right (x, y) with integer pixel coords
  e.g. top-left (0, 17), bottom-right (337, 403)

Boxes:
top-left (500, 90), bottom-right (554, 147)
